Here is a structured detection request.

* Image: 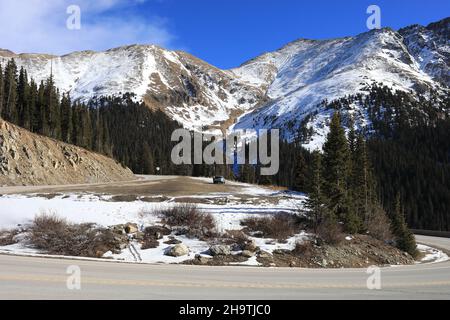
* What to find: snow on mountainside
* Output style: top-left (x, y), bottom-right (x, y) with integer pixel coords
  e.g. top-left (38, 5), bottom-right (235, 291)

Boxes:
top-left (399, 18), bottom-right (450, 87)
top-left (0, 45), bottom-right (265, 133)
top-left (231, 24), bottom-right (449, 147)
top-left (0, 17), bottom-right (448, 148)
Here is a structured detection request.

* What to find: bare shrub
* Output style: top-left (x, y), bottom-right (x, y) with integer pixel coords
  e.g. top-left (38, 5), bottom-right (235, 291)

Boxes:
top-left (141, 238), bottom-right (159, 250)
top-left (139, 226), bottom-right (170, 250)
top-left (316, 219), bottom-right (344, 245)
top-left (27, 213), bottom-right (120, 257)
top-left (144, 226), bottom-right (171, 239)
top-left (0, 229), bottom-right (19, 246)
top-left (241, 213), bottom-right (299, 241)
top-left (219, 230), bottom-right (258, 251)
top-left (159, 204), bottom-right (217, 239)
top-left (225, 230), bottom-right (249, 247)
top-left (366, 206), bottom-right (393, 242)
top-left (292, 241), bottom-right (314, 259)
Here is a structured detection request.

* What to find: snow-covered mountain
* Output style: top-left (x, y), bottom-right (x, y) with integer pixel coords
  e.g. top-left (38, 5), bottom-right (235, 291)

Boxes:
top-left (231, 19), bottom-right (449, 148)
top-left (399, 17), bottom-right (449, 87)
top-left (0, 45), bottom-right (265, 133)
top-left (0, 17), bottom-right (448, 148)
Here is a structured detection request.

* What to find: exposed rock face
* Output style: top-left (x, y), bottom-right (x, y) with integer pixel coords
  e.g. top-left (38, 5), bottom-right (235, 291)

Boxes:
top-left (0, 119), bottom-right (135, 186)
top-left (399, 18), bottom-right (450, 87)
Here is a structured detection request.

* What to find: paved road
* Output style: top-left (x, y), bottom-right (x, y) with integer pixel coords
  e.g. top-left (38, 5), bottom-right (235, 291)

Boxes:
top-left (0, 235), bottom-right (449, 300)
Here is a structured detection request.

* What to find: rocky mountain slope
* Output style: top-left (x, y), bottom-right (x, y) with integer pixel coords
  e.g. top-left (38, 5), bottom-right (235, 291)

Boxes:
top-left (231, 20), bottom-right (449, 148)
top-left (0, 119), bottom-right (134, 186)
top-left (399, 17), bottom-right (449, 86)
top-left (0, 46), bottom-right (265, 134)
top-left (1, 17), bottom-right (448, 148)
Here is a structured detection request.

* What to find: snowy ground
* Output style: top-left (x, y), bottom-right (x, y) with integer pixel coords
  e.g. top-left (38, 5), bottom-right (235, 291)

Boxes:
top-left (416, 244), bottom-right (449, 264)
top-left (0, 178), bottom-right (447, 266)
top-left (0, 180), bottom-right (310, 265)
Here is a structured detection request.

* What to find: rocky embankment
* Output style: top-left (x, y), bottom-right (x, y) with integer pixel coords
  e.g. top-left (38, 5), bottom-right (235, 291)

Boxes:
top-left (0, 119), bottom-right (135, 186)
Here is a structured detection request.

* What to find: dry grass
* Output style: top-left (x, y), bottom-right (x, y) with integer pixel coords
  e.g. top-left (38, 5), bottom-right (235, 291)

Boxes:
top-left (158, 204), bottom-right (217, 240)
top-left (292, 241), bottom-right (314, 259)
top-left (241, 213), bottom-right (299, 241)
top-left (218, 230), bottom-right (255, 250)
top-left (316, 219), bottom-right (344, 245)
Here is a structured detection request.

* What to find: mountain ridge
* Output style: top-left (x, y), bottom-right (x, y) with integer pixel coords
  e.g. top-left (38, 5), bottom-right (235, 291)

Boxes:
top-left (0, 17), bottom-right (448, 147)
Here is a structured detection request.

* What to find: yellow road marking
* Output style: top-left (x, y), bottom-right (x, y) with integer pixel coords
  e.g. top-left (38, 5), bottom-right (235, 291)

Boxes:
top-left (1, 274), bottom-right (450, 290)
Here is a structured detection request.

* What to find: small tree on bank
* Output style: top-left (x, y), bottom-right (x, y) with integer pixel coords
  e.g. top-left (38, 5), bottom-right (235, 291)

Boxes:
top-left (391, 194), bottom-right (418, 257)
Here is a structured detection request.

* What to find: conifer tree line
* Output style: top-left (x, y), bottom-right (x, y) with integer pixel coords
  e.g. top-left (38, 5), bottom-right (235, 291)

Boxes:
top-left (0, 59), bottom-right (307, 183)
top-left (0, 59), bottom-right (447, 237)
top-left (301, 112), bottom-right (417, 256)
top-left (0, 59), bottom-right (183, 174)
top-left (320, 84), bottom-right (450, 232)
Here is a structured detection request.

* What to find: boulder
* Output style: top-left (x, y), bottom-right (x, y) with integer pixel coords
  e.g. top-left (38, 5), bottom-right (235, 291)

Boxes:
top-left (124, 223), bottom-right (139, 234)
top-left (166, 244), bottom-right (189, 257)
top-left (241, 250), bottom-right (255, 258)
top-left (209, 245), bottom-right (231, 256)
top-left (134, 232), bottom-right (145, 241)
top-left (243, 240), bottom-right (258, 252)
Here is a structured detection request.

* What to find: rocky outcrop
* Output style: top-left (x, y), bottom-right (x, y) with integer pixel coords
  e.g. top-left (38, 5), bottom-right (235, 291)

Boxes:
top-left (209, 245), bottom-right (232, 256)
top-left (0, 119), bottom-right (135, 186)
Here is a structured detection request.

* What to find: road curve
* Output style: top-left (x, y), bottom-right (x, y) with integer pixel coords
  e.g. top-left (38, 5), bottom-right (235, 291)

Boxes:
top-left (0, 235), bottom-right (449, 300)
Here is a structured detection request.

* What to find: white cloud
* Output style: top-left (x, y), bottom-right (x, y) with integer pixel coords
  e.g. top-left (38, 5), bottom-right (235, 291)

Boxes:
top-left (0, 0), bottom-right (176, 55)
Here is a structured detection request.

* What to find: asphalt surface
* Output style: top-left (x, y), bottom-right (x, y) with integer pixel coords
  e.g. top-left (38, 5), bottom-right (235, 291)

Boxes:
top-left (0, 235), bottom-right (449, 300)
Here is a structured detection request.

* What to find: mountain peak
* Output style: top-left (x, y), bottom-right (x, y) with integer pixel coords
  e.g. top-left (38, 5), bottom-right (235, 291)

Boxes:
top-left (0, 17), bottom-right (447, 148)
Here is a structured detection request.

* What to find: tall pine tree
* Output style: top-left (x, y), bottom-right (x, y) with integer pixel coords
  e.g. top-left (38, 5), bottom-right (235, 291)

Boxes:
top-left (391, 194), bottom-right (417, 257)
top-left (322, 112), bottom-right (361, 233)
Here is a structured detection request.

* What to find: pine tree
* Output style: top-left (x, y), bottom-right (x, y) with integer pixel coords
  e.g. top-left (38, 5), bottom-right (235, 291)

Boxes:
top-left (37, 81), bottom-right (47, 135)
top-left (293, 152), bottom-right (308, 192)
top-left (141, 143), bottom-right (154, 174)
top-left (27, 79), bottom-right (37, 132)
top-left (17, 67), bottom-right (31, 130)
top-left (3, 59), bottom-right (18, 122)
top-left (351, 134), bottom-right (370, 224)
top-left (60, 93), bottom-right (72, 143)
top-left (322, 112), bottom-right (361, 232)
top-left (391, 194), bottom-right (417, 257)
top-left (44, 76), bottom-right (61, 140)
top-left (304, 151), bottom-right (331, 232)
top-left (348, 117), bottom-right (357, 154)
top-left (79, 105), bottom-right (92, 149)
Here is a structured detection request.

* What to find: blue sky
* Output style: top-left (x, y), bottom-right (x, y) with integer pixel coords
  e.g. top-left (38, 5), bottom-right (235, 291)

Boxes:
top-left (0, 0), bottom-right (448, 69)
